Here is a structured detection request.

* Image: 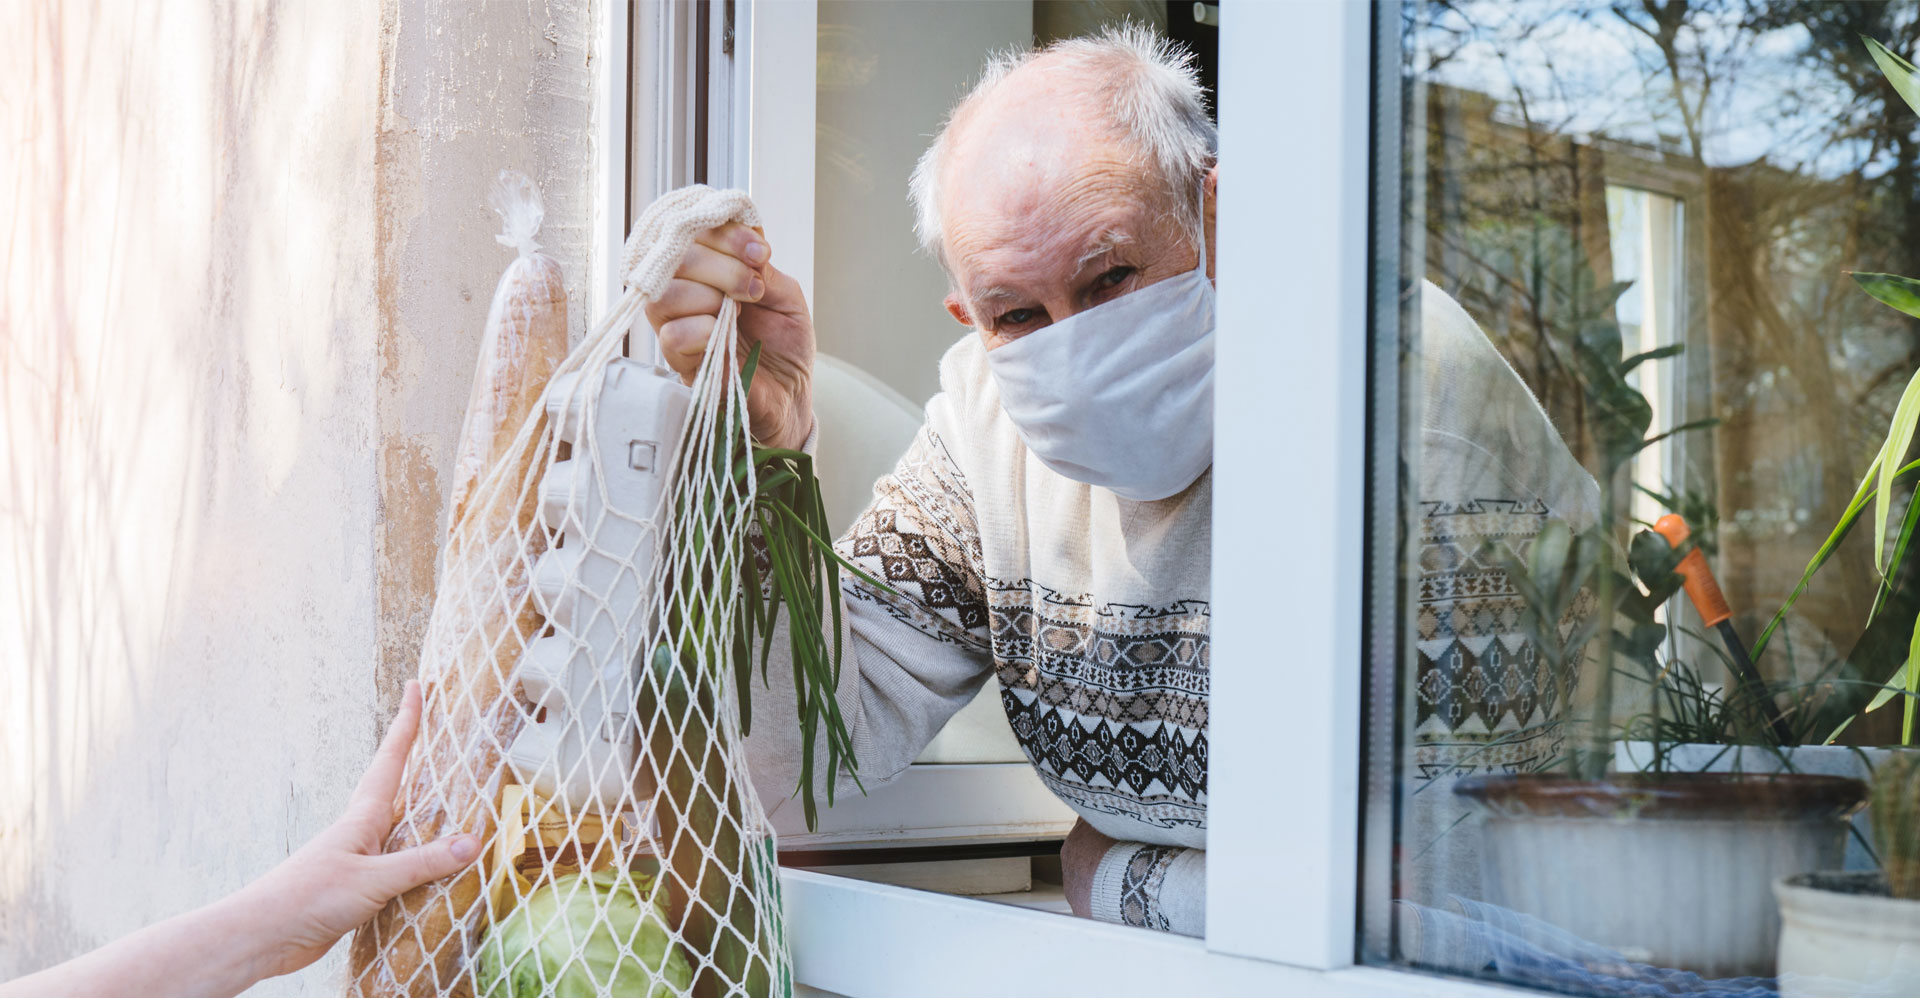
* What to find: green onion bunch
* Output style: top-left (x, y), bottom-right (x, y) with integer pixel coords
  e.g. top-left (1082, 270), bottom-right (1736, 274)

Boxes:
top-left (731, 372), bottom-right (888, 833)
top-left (637, 344), bottom-right (883, 998)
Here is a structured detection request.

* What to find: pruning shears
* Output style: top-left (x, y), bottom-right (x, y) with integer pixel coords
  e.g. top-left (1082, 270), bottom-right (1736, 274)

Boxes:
top-left (1652, 514), bottom-right (1797, 746)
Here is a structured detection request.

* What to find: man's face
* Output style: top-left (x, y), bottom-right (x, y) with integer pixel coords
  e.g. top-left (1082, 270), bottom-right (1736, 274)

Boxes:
top-left (937, 75), bottom-right (1201, 351)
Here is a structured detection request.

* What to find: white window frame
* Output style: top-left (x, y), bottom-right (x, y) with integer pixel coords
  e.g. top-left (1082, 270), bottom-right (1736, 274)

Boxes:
top-left (601, 1), bottom-right (1524, 994)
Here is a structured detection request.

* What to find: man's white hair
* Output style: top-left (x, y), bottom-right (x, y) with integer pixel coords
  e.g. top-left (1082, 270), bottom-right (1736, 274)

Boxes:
top-left (907, 23), bottom-right (1217, 271)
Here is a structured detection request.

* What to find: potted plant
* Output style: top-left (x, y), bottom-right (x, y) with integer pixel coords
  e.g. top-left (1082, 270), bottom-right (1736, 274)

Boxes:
top-left (1607, 510), bottom-right (1889, 871)
top-left (1610, 661), bottom-right (1890, 872)
top-left (1775, 752), bottom-right (1920, 997)
top-left (1451, 283), bottom-right (1870, 980)
top-left (1456, 522), bottom-right (1868, 978)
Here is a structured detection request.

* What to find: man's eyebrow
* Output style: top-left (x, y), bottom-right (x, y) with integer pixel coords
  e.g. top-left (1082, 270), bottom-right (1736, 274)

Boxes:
top-left (967, 285), bottom-right (1022, 313)
top-left (1075, 229), bottom-right (1134, 270)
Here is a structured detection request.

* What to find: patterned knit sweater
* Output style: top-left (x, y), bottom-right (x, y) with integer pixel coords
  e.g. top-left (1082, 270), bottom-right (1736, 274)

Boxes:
top-left (745, 332), bottom-right (1212, 936)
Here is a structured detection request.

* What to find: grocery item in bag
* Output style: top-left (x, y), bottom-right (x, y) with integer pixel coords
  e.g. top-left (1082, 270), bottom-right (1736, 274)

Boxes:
top-left (347, 171), bottom-right (570, 997)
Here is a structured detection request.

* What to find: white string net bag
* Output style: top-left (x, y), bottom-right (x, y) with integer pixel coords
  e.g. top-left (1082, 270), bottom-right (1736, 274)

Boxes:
top-left (349, 184), bottom-right (791, 998)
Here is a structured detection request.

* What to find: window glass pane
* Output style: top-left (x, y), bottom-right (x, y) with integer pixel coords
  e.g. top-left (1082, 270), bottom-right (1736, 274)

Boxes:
top-left (1368, 3), bottom-right (1920, 992)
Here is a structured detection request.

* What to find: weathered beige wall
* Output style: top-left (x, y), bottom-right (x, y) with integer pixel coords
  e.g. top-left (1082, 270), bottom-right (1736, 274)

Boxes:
top-left (373, 0), bottom-right (596, 717)
top-left (0, 1), bottom-right (596, 993)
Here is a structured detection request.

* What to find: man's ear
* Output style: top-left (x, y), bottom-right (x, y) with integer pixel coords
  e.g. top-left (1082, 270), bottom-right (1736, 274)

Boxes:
top-left (943, 294), bottom-right (974, 328)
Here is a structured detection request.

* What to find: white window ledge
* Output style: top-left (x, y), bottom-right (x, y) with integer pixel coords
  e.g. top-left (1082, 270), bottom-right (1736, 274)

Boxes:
top-left (781, 870), bottom-right (1526, 997)
top-left (772, 763), bottom-right (1077, 850)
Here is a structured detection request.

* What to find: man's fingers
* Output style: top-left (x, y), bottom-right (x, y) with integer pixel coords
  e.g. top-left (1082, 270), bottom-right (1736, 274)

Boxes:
top-left (373, 835), bottom-right (480, 897)
top-left (648, 276), bottom-right (726, 325)
top-left (347, 681), bottom-right (422, 824)
top-left (641, 278), bottom-right (721, 381)
top-left (638, 225), bottom-right (772, 376)
top-left (693, 222), bottom-right (769, 267)
top-left (675, 243), bottom-right (764, 302)
top-left (658, 314), bottom-right (716, 383)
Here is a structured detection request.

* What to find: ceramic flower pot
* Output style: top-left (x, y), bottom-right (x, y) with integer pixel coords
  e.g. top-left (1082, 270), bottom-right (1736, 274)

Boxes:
top-left (1455, 773), bottom-right (1868, 979)
top-left (1614, 741), bottom-right (1892, 870)
top-left (1775, 871), bottom-right (1920, 998)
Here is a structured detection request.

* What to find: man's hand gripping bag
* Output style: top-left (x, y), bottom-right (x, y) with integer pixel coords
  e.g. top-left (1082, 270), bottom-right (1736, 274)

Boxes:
top-left (349, 184), bottom-right (792, 998)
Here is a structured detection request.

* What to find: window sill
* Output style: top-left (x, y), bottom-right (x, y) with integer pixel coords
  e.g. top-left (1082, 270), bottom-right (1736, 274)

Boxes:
top-left (780, 870), bottom-right (1530, 997)
top-left (770, 763), bottom-right (1077, 850)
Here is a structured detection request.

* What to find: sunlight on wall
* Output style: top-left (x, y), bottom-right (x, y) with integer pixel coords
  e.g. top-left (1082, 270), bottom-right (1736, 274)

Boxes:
top-left (0, 2), bottom-right (594, 994)
top-left (1, 7), bottom-right (385, 992)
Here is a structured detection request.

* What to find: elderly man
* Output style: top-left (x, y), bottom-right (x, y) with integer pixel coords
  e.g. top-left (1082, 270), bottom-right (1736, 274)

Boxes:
top-left (646, 25), bottom-right (1214, 936)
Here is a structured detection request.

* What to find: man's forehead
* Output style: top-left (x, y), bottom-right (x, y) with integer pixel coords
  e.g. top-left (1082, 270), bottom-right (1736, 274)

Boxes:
top-left (949, 199), bottom-right (1146, 298)
top-left (940, 70), bottom-right (1151, 214)
top-left (956, 216), bottom-right (1133, 279)
top-left (937, 62), bottom-right (1174, 297)
top-left (941, 148), bottom-right (1158, 282)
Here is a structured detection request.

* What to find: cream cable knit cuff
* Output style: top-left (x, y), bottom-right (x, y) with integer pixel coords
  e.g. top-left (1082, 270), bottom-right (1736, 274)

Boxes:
top-left (1088, 840), bottom-right (1207, 938)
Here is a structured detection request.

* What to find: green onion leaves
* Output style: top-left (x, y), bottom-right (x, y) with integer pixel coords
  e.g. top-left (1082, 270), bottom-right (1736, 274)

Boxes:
top-left (727, 345), bottom-right (884, 829)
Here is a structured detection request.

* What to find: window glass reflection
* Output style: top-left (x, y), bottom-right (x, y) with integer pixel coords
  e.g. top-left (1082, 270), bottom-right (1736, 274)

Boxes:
top-left (1377, 3), bottom-right (1920, 992)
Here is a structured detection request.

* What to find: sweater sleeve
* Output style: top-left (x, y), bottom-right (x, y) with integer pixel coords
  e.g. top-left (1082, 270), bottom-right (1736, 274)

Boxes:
top-left (1088, 841), bottom-right (1206, 938)
top-left (743, 411), bottom-right (997, 819)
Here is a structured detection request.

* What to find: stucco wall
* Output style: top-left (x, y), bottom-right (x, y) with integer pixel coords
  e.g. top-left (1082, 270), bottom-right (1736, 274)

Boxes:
top-left (373, 0), bottom-right (596, 719)
top-left (1, 2), bottom-right (596, 993)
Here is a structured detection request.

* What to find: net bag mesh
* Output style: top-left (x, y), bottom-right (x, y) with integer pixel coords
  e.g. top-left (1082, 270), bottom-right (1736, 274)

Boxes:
top-left (348, 184), bottom-right (788, 998)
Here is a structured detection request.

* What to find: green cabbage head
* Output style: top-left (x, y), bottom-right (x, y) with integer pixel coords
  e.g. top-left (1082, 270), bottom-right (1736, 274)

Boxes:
top-left (477, 868), bottom-right (693, 998)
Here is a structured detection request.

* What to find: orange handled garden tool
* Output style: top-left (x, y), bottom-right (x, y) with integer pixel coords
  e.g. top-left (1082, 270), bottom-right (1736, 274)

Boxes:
top-left (1652, 514), bottom-right (1795, 745)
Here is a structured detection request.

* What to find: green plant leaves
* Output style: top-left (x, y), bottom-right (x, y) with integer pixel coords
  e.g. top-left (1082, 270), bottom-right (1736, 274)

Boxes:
top-left (1625, 528), bottom-right (1686, 620)
top-left (1874, 369), bottom-right (1920, 576)
top-left (723, 345), bottom-right (891, 827)
top-left (1879, 478), bottom-right (1920, 622)
top-left (1635, 417), bottom-right (1722, 457)
top-left (1530, 518), bottom-right (1573, 589)
top-left (1852, 272), bottom-right (1920, 321)
top-left (1867, 666), bottom-right (1908, 715)
top-left (1755, 467), bottom-right (1878, 660)
top-left (1868, 35), bottom-right (1920, 120)
top-left (1618, 621), bottom-right (1671, 673)
top-left (1620, 342), bottom-right (1686, 375)
top-left (1573, 318), bottom-right (1657, 468)
top-left (1855, 43), bottom-right (1920, 588)
top-left (1862, 608), bottom-right (1920, 745)
top-left (1492, 520), bottom-right (1605, 681)
top-left (1752, 458), bottom-right (1920, 660)
top-left (1760, 37), bottom-right (1920, 747)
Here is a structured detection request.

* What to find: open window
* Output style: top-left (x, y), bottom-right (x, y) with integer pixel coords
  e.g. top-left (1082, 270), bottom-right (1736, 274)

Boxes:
top-left (621, 0), bottom-right (1228, 916)
top-left (604, 1), bottom-right (1920, 995)
top-left (607, 1), bottom-right (1391, 994)
top-left (782, 0), bottom-right (1227, 905)
top-left (711, 3), bottom-right (1387, 991)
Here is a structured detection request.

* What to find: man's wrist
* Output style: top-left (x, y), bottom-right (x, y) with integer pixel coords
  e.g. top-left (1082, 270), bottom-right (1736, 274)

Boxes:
top-left (763, 406), bottom-right (815, 453)
top-left (782, 391), bottom-right (816, 452)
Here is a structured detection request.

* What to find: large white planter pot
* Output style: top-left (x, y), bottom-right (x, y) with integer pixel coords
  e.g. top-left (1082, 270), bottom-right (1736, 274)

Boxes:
top-left (1776, 871), bottom-right (1920, 998)
top-left (1615, 741), bottom-right (1892, 870)
top-left (1456, 773), bottom-right (1867, 979)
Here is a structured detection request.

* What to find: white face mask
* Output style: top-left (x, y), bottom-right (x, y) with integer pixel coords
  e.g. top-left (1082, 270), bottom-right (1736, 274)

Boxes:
top-left (984, 236), bottom-right (1215, 502)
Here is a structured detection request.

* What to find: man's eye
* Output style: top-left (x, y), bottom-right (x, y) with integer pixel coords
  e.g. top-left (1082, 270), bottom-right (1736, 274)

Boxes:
top-left (1095, 266), bottom-right (1135, 289)
top-left (998, 308), bottom-right (1041, 327)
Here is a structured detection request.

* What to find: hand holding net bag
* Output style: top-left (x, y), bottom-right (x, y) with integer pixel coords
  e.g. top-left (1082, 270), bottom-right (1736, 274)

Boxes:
top-left (350, 182), bottom-right (859, 998)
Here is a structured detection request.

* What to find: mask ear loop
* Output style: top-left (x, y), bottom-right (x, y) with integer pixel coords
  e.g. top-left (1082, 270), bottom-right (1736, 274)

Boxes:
top-left (1194, 183), bottom-right (1210, 276)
